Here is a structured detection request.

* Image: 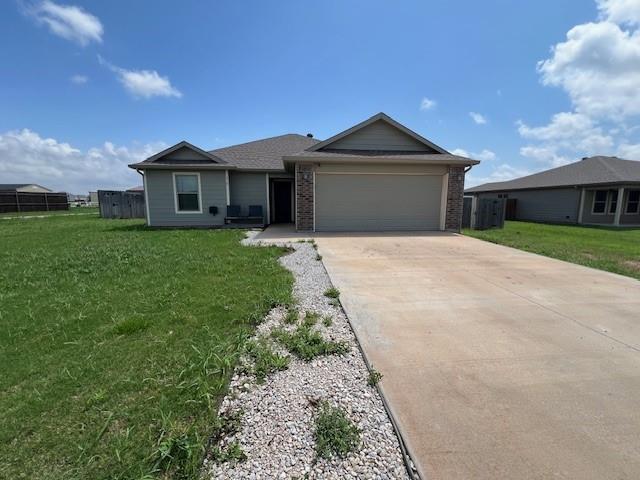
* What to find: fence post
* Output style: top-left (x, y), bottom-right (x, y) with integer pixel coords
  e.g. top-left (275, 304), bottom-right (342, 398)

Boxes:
top-left (15, 192), bottom-right (20, 213)
top-left (44, 192), bottom-right (50, 211)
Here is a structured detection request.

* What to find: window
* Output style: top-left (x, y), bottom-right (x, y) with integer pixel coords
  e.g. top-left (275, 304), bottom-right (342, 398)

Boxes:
top-left (173, 173), bottom-right (201, 213)
top-left (592, 190), bottom-right (607, 214)
top-left (608, 190), bottom-right (619, 214)
top-left (627, 190), bottom-right (640, 214)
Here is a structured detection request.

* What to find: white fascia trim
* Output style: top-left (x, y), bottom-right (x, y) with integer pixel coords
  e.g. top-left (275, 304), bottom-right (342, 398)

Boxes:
top-left (172, 171), bottom-right (203, 214)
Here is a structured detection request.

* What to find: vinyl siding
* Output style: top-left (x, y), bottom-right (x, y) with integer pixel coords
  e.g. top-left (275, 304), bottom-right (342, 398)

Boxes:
top-left (476, 188), bottom-right (581, 224)
top-left (229, 171), bottom-right (268, 222)
top-left (314, 165), bottom-right (443, 231)
top-left (326, 119), bottom-right (435, 152)
top-left (145, 170), bottom-right (226, 227)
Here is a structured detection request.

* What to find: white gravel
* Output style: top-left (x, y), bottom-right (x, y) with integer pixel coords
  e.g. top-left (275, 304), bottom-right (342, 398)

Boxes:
top-left (204, 232), bottom-right (410, 479)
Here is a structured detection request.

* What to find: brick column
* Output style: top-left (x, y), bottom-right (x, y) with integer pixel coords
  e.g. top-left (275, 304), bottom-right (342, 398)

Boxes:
top-left (445, 166), bottom-right (465, 232)
top-left (296, 163), bottom-right (314, 231)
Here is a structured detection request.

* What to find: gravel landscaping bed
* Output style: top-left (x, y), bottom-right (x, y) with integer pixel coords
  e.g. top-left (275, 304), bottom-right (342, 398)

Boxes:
top-left (204, 233), bottom-right (410, 479)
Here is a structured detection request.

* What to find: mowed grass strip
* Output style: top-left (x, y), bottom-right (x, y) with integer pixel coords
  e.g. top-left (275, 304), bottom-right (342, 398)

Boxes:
top-left (464, 221), bottom-right (640, 280)
top-left (0, 215), bottom-right (292, 479)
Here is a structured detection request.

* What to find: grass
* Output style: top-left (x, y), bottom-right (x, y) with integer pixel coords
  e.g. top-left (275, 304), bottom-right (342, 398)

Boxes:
top-left (322, 316), bottom-right (333, 327)
top-left (272, 323), bottom-right (349, 361)
top-left (283, 308), bottom-right (299, 325)
top-left (464, 221), bottom-right (640, 280)
top-left (313, 401), bottom-right (360, 460)
top-left (0, 215), bottom-right (293, 479)
top-left (0, 207), bottom-right (99, 218)
top-left (323, 287), bottom-right (340, 299)
top-left (243, 337), bottom-right (290, 383)
top-left (367, 368), bottom-right (383, 387)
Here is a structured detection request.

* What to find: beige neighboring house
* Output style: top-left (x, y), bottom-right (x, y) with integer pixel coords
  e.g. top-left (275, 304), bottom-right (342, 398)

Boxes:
top-left (129, 112), bottom-right (480, 232)
top-left (89, 192), bottom-right (99, 206)
top-left (0, 183), bottom-right (53, 193)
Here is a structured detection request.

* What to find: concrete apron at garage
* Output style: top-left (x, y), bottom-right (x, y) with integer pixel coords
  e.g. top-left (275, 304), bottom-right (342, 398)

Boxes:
top-left (314, 233), bottom-right (640, 480)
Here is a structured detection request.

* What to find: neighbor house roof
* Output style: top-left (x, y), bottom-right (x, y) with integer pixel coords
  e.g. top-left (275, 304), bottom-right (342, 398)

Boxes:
top-left (209, 134), bottom-right (319, 170)
top-left (0, 183), bottom-right (52, 192)
top-left (466, 156), bottom-right (640, 193)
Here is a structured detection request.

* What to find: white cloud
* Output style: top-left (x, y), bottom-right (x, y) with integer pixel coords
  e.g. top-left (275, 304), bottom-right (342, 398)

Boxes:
top-left (537, 20), bottom-right (640, 119)
top-left (0, 128), bottom-right (166, 193)
top-left (617, 142), bottom-right (640, 157)
top-left (70, 74), bottom-right (87, 85)
top-left (27, 0), bottom-right (103, 46)
top-left (466, 163), bottom-right (533, 187)
top-left (469, 112), bottom-right (487, 124)
top-left (419, 97), bottom-right (436, 111)
top-left (451, 147), bottom-right (496, 162)
top-left (519, 145), bottom-right (572, 167)
top-left (598, 0), bottom-right (640, 25)
top-left (97, 56), bottom-right (182, 99)
top-left (98, 56), bottom-right (182, 99)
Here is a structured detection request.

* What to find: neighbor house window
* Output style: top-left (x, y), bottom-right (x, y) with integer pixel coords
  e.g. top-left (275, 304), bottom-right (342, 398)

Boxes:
top-left (627, 190), bottom-right (640, 214)
top-left (173, 173), bottom-right (201, 213)
top-left (592, 190), bottom-right (608, 214)
top-left (608, 190), bottom-right (619, 214)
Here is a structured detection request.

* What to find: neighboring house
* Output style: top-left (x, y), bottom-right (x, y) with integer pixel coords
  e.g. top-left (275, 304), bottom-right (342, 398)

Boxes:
top-left (126, 186), bottom-right (144, 193)
top-left (466, 156), bottom-right (640, 227)
top-left (89, 191), bottom-right (98, 205)
top-left (129, 113), bottom-right (479, 231)
top-left (0, 183), bottom-right (53, 193)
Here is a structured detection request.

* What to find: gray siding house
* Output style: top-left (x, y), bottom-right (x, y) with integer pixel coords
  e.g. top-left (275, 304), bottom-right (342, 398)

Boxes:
top-left (466, 156), bottom-right (640, 227)
top-left (129, 113), bottom-right (479, 232)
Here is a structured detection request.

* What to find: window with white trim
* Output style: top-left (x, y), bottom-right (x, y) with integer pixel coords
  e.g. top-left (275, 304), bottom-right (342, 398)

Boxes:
top-left (174, 173), bottom-right (201, 212)
top-left (626, 190), bottom-right (640, 214)
top-left (608, 190), bottom-right (619, 214)
top-left (592, 190), bottom-right (607, 214)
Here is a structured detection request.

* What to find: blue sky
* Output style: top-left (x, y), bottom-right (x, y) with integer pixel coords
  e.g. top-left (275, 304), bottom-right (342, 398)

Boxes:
top-left (1, 0), bottom-right (639, 193)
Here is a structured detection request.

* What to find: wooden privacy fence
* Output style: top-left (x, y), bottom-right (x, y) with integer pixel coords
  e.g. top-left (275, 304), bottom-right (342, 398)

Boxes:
top-left (462, 197), bottom-right (506, 230)
top-left (98, 190), bottom-right (145, 219)
top-left (0, 191), bottom-right (69, 213)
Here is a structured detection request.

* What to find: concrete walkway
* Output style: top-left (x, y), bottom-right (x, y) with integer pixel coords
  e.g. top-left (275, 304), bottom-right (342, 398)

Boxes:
top-left (313, 233), bottom-right (640, 480)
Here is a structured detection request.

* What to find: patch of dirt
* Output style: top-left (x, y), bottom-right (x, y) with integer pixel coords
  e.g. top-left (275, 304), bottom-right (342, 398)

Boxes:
top-left (622, 260), bottom-right (640, 271)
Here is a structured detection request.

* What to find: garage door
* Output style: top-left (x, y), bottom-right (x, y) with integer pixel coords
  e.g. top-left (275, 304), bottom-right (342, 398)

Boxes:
top-left (315, 173), bottom-right (443, 231)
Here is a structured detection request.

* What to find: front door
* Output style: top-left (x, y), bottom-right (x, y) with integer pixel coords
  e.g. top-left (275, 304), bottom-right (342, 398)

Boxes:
top-left (272, 180), bottom-right (292, 223)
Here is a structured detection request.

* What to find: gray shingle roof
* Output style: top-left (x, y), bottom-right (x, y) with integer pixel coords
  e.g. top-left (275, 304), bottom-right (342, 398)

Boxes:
top-left (284, 149), bottom-right (479, 166)
top-left (0, 184), bottom-right (31, 191)
top-left (209, 134), bottom-right (319, 170)
top-left (466, 156), bottom-right (640, 193)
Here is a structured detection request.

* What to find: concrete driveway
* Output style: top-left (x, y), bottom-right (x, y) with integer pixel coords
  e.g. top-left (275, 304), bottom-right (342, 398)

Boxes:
top-left (315, 233), bottom-right (640, 480)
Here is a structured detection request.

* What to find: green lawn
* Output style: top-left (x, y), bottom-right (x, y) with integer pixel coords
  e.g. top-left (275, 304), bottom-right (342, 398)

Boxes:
top-left (464, 221), bottom-right (640, 280)
top-left (0, 207), bottom-right (99, 218)
top-left (0, 215), bottom-right (292, 479)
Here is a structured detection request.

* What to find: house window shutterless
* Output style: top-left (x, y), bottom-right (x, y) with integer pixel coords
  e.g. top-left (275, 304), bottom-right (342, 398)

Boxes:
top-left (627, 190), bottom-right (640, 214)
top-left (173, 173), bottom-right (201, 213)
top-left (592, 190), bottom-right (608, 214)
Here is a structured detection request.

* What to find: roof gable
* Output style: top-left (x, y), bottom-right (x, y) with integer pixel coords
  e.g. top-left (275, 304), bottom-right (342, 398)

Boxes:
top-left (143, 141), bottom-right (225, 164)
top-left (307, 112), bottom-right (448, 154)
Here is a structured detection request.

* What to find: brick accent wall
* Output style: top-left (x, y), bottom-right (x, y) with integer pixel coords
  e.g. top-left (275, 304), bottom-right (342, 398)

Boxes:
top-left (445, 166), bottom-right (465, 232)
top-left (295, 163), bottom-right (314, 231)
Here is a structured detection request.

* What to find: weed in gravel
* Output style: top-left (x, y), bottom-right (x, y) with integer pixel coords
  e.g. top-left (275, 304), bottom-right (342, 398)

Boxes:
top-left (283, 308), bottom-right (299, 325)
top-left (324, 287), bottom-right (340, 299)
top-left (272, 324), bottom-right (349, 361)
top-left (211, 409), bottom-right (243, 439)
top-left (367, 368), bottom-right (383, 387)
top-left (316, 253), bottom-right (323, 261)
top-left (302, 311), bottom-right (320, 327)
top-left (322, 316), bottom-right (333, 327)
top-left (314, 401), bottom-right (360, 459)
top-left (244, 338), bottom-right (290, 382)
top-left (210, 441), bottom-right (247, 464)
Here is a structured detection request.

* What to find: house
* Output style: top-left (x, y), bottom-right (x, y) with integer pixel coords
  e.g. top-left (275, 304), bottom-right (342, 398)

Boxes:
top-left (128, 113), bottom-right (479, 232)
top-left (0, 183), bottom-right (53, 193)
top-left (126, 186), bottom-right (144, 193)
top-left (465, 156), bottom-right (640, 227)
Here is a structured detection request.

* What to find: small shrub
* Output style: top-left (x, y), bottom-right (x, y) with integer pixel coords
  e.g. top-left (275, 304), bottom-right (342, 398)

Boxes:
top-left (322, 316), bottom-right (332, 327)
top-left (210, 441), bottom-right (247, 463)
top-left (367, 368), bottom-right (383, 387)
top-left (272, 325), bottom-right (348, 361)
top-left (113, 317), bottom-right (149, 335)
top-left (323, 287), bottom-right (340, 299)
top-left (283, 308), bottom-right (299, 325)
top-left (245, 338), bottom-right (289, 382)
top-left (314, 401), bottom-right (360, 459)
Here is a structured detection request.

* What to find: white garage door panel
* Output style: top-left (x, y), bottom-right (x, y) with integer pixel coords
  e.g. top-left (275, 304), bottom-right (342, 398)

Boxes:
top-left (315, 173), bottom-right (443, 231)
